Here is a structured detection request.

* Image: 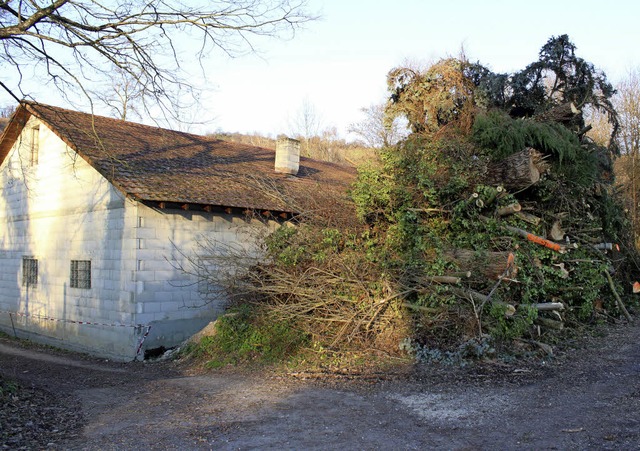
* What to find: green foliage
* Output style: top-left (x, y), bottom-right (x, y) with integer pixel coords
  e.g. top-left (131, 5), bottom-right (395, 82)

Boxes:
top-left (472, 109), bottom-right (600, 185)
top-left (353, 35), bottom-right (634, 355)
top-left (350, 162), bottom-right (394, 223)
top-left (472, 110), bottom-right (581, 163)
top-left (597, 188), bottom-right (633, 243)
top-left (467, 35), bottom-right (619, 154)
top-left (186, 305), bottom-right (309, 368)
top-left (488, 304), bottom-right (538, 341)
top-left (264, 225), bottom-right (307, 266)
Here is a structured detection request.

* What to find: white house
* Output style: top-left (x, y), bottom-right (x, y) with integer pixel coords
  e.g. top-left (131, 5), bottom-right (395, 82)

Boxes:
top-left (0, 102), bottom-right (354, 361)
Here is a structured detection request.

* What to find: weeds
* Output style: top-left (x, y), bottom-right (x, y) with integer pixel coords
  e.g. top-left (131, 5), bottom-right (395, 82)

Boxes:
top-left (183, 305), bottom-right (309, 368)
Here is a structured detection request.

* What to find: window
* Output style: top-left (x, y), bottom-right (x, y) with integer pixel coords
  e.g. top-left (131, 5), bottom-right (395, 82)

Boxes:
top-left (22, 258), bottom-right (38, 288)
top-left (70, 260), bottom-right (91, 289)
top-left (30, 126), bottom-right (39, 166)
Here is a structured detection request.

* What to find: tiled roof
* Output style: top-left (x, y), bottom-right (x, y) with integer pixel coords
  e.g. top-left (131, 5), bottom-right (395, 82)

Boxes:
top-left (0, 102), bottom-right (356, 213)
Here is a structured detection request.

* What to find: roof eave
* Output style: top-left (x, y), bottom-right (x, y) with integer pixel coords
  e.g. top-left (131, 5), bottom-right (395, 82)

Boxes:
top-left (141, 199), bottom-right (295, 220)
top-left (0, 104), bottom-right (31, 166)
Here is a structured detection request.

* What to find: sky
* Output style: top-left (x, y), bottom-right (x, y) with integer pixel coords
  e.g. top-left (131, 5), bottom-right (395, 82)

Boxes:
top-left (4, 0), bottom-right (640, 139)
top-left (196, 0), bottom-right (640, 139)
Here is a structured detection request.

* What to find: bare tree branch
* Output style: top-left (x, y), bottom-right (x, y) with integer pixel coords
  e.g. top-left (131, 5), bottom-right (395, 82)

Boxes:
top-left (0, 0), bottom-right (316, 120)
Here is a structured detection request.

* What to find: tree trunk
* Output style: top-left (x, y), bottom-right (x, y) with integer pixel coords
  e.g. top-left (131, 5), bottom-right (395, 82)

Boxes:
top-left (529, 302), bottom-right (565, 311)
top-left (515, 211), bottom-right (541, 225)
top-left (414, 275), bottom-right (462, 285)
top-left (444, 249), bottom-right (517, 280)
top-left (535, 102), bottom-right (581, 125)
top-left (535, 317), bottom-right (564, 330)
top-left (497, 202), bottom-right (522, 216)
top-left (487, 148), bottom-right (548, 190)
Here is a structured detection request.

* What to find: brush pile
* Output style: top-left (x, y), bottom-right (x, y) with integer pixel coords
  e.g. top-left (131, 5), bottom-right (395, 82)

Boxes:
top-left (194, 35), bottom-right (638, 362)
top-left (347, 35), bottom-right (639, 356)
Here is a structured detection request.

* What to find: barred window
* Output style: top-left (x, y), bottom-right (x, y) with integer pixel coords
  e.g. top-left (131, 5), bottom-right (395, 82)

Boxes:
top-left (22, 258), bottom-right (38, 288)
top-left (70, 260), bottom-right (91, 289)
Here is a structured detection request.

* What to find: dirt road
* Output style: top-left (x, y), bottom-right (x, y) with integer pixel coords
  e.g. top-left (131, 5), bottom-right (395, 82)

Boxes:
top-left (1, 322), bottom-right (639, 450)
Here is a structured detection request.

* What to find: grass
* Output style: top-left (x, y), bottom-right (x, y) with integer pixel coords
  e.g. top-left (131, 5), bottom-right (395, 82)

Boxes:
top-left (182, 304), bottom-right (309, 369)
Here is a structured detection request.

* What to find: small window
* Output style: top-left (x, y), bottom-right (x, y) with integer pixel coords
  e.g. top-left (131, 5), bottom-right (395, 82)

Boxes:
top-left (70, 260), bottom-right (91, 289)
top-left (30, 126), bottom-right (39, 166)
top-left (22, 258), bottom-right (38, 288)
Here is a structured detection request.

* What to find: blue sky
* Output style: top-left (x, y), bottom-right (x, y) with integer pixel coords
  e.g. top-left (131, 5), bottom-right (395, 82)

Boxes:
top-left (4, 1), bottom-right (640, 139)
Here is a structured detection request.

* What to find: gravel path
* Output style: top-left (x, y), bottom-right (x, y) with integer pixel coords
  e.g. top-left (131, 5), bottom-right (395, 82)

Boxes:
top-left (1, 321), bottom-right (639, 450)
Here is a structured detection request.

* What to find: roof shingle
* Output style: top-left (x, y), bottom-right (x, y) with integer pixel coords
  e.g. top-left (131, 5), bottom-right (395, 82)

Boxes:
top-left (0, 102), bottom-right (356, 213)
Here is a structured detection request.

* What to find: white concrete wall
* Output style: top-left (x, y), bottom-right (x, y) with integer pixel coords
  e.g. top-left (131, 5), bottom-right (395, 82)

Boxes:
top-left (0, 116), bottom-right (140, 359)
top-left (0, 115), bottom-right (277, 360)
top-left (131, 204), bottom-right (274, 351)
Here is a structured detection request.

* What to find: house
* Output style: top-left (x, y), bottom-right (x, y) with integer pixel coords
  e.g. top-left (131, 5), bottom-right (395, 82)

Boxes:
top-left (0, 102), bottom-right (355, 361)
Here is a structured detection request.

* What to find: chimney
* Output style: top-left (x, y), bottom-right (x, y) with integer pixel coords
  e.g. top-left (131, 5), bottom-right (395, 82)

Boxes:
top-left (275, 136), bottom-right (300, 176)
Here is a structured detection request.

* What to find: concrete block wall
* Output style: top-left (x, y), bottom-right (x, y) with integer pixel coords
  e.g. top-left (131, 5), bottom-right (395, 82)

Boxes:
top-left (0, 115), bottom-right (283, 360)
top-left (131, 204), bottom-right (277, 350)
top-left (0, 116), bottom-right (141, 360)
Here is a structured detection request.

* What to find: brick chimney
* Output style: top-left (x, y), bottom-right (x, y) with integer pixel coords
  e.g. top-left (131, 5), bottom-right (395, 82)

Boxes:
top-left (275, 136), bottom-right (300, 175)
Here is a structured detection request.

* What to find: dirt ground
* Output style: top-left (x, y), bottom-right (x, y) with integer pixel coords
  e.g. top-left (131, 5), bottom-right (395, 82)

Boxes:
top-left (1, 321), bottom-right (639, 450)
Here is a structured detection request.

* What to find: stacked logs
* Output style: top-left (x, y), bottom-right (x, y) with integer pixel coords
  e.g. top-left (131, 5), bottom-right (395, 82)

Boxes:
top-left (414, 139), bottom-right (632, 338)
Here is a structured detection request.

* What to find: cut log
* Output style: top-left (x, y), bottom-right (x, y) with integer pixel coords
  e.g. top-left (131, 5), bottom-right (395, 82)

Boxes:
top-left (517, 338), bottom-right (554, 355)
top-left (549, 220), bottom-right (565, 241)
top-left (528, 302), bottom-right (565, 311)
top-left (497, 202), bottom-right (522, 216)
top-left (486, 148), bottom-right (549, 190)
top-left (594, 242), bottom-right (619, 251)
top-left (535, 317), bottom-right (564, 330)
top-left (414, 275), bottom-right (462, 285)
top-left (481, 186), bottom-right (505, 207)
top-left (535, 102), bottom-right (581, 125)
top-left (444, 249), bottom-right (517, 280)
top-left (515, 211), bottom-right (541, 225)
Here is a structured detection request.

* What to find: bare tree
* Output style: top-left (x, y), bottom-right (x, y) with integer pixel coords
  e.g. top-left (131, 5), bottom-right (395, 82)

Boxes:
top-left (348, 103), bottom-right (409, 148)
top-left (0, 104), bottom-right (16, 118)
top-left (0, 104), bottom-right (13, 132)
top-left (617, 69), bottom-right (640, 156)
top-left (613, 69), bottom-right (640, 245)
top-left (584, 106), bottom-right (612, 148)
top-left (0, 0), bottom-right (314, 119)
top-left (288, 97), bottom-right (322, 154)
top-left (91, 67), bottom-right (144, 120)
